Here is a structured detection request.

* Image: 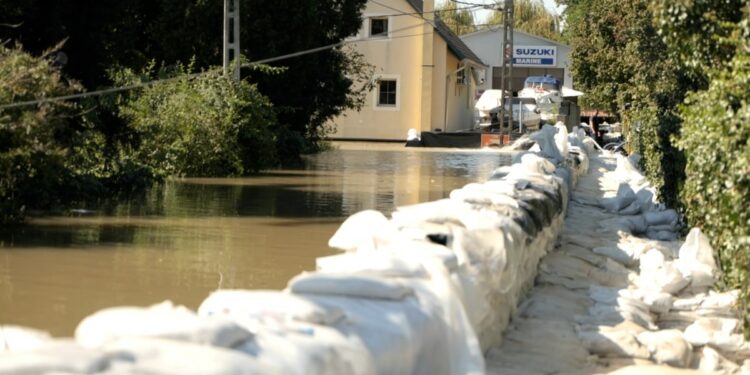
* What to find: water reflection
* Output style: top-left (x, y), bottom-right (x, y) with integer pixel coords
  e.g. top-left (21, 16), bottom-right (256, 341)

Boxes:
top-left (0, 143), bottom-right (511, 335)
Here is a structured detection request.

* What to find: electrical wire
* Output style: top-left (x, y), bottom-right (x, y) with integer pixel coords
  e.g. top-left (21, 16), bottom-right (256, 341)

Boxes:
top-left (0, 17), bottom-right (442, 110)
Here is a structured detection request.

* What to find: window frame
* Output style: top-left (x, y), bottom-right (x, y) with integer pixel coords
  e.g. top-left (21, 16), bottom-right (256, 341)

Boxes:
top-left (373, 75), bottom-right (400, 111)
top-left (367, 16), bottom-right (390, 39)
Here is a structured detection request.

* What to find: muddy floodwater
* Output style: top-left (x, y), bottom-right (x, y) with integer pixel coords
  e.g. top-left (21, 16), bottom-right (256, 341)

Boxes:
top-left (0, 142), bottom-right (512, 336)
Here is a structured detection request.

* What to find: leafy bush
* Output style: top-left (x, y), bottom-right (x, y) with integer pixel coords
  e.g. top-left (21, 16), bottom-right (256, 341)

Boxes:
top-left (676, 51), bottom-right (750, 333)
top-left (0, 43), bottom-right (86, 223)
top-left (115, 63), bottom-right (278, 177)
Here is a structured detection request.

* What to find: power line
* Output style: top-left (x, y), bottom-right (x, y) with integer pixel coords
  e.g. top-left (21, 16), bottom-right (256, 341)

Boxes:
top-left (449, 0), bottom-right (498, 9)
top-left (0, 19), bottom-right (440, 110)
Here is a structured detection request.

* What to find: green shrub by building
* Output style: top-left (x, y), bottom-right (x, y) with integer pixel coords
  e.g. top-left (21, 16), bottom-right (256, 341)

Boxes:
top-left (114, 64), bottom-right (278, 178)
top-left (676, 51), bottom-right (750, 333)
top-left (0, 43), bottom-right (86, 223)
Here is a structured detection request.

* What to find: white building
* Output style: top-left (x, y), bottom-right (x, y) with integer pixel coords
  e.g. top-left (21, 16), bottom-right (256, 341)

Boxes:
top-left (329, 0), bottom-right (486, 141)
top-left (460, 28), bottom-right (573, 94)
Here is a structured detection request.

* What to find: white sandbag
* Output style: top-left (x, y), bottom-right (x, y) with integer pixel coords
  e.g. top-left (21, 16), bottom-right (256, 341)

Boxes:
top-left (0, 340), bottom-right (113, 375)
top-left (643, 210), bottom-right (678, 226)
top-left (488, 319), bottom-right (592, 374)
top-left (582, 138), bottom-right (597, 154)
top-left (646, 230), bottom-right (679, 241)
top-left (568, 133), bottom-right (586, 150)
top-left (554, 122), bottom-right (570, 159)
top-left (519, 286), bottom-right (592, 322)
top-left (577, 328), bottom-right (651, 359)
top-left (619, 200), bottom-right (642, 215)
top-left (379, 239), bottom-right (459, 272)
top-left (635, 188), bottom-right (657, 212)
top-left (599, 183), bottom-right (637, 213)
top-left (315, 252), bottom-right (427, 278)
top-left (75, 301), bottom-right (252, 349)
top-left (103, 337), bottom-right (282, 375)
top-left (700, 290), bottom-right (740, 311)
top-left (0, 326), bottom-right (51, 353)
top-left (637, 249), bottom-right (690, 295)
top-left (603, 364), bottom-right (708, 374)
top-left (529, 125), bottom-right (563, 163)
top-left (614, 153), bottom-right (647, 186)
top-left (683, 317), bottom-right (740, 346)
top-left (520, 153), bottom-right (556, 174)
top-left (592, 246), bottom-right (639, 267)
top-left (328, 210), bottom-right (397, 252)
top-left (235, 325), bottom-right (376, 375)
top-left (640, 291), bottom-right (673, 314)
top-left (584, 301), bottom-right (656, 330)
top-left (675, 228), bottom-right (717, 290)
top-left (636, 330), bottom-right (692, 368)
top-left (599, 215), bottom-right (648, 234)
top-left (288, 273), bottom-right (413, 300)
top-left (198, 290), bottom-right (345, 329)
top-left (693, 346), bottom-right (740, 373)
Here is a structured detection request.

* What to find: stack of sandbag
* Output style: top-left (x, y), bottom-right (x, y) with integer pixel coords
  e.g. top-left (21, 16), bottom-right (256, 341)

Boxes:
top-left (498, 147), bottom-right (750, 374)
top-left (0, 123), bottom-right (595, 375)
top-left (0, 301), bottom-right (267, 375)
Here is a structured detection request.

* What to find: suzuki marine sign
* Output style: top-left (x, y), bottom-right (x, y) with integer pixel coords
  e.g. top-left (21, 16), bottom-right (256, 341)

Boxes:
top-left (513, 46), bottom-right (556, 67)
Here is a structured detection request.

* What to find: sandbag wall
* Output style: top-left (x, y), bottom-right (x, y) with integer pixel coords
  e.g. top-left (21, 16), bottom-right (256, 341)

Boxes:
top-left (0, 124), bottom-right (592, 375)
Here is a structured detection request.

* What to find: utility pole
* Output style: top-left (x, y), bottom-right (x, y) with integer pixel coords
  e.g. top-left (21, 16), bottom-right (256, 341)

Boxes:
top-left (223, 0), bottom-right (241, 82)
top-left (498, 0), bottom-right (514, 132)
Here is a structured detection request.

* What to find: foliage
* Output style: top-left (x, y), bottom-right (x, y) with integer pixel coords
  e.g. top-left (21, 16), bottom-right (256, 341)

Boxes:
top-left (0, 0), bottom-right (370, 158)
top-left (653, 0), bottom-right (747, 88)
top-left (668, 5), bottom-right (750, 333)
top-left (436, 1), bottom-right (476, 35)
top-left (563, 0), bottom-right (687, 206)
top-left (486, 0), bottom-right (561, 41)
top-left (564, 0), bottom-right (750, 333)
top-left (0, 43), bottom-right (85, 222)
top-left (114, 63), bottom-right (278, 177)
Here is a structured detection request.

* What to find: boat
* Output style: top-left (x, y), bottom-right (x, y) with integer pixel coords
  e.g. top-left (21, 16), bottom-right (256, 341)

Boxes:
top-left (518, 75), bottom-right (584, 124)
top-left (473, 89), bottom-right (541, 131)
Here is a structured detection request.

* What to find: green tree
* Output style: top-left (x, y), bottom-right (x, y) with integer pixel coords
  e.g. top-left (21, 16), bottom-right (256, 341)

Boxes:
top-left (562, 0), bottom-right (687, 207)
top-left (676, 50), bottom-right (750, 334)
top-left (0, 0), bottom-right (370, 157)
top-left (114, 63), bottom-right (278, 177)
top-left (0, 43), bottom-right (84, 222)
top-left (486, 0), bottom-right (561, 41)
top-left (658, 1), bottom-right (749, 334)
top-left (436, 1), bottom-right (476, 35)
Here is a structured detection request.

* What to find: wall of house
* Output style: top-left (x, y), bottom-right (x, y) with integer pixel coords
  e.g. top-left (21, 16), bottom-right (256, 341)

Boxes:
top-left (330, 0), bottom-right (425, 140)
top-left (440, 52), bottom-right (475, 132)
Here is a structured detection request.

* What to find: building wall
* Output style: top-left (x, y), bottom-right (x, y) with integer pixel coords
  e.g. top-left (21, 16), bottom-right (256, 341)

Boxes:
top-left (436, 50), bottom-right (476, 132)
top-left (461, 30), bottom-right (573, 91)
top-left (330, 0), bottom-right (425, 140)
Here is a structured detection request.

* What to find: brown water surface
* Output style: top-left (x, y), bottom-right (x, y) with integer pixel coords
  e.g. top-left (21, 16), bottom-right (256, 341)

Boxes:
top-left (0, 142), bottom-right (512, 336)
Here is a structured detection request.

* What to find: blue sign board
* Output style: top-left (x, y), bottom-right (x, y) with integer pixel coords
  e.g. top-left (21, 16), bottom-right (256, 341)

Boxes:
top-left (513, 46), bottom-right (557, 67)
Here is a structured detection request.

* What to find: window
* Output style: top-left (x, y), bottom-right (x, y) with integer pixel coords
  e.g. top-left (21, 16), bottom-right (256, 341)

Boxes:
top-left (377, 79), bottom-right (397, 107)
top-left (370, 17), bottom-right (388, 38)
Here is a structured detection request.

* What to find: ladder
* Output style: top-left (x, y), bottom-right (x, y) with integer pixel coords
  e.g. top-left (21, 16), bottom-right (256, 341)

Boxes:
top-left (498, 0), bottom-right (514, 132)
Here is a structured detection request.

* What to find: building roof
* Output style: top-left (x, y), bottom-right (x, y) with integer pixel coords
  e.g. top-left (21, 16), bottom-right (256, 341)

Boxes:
top-left (406, 0), bottom-right (422, 13)
top-left (433, 17), bottom-right (485, 66)
top-left (401, 0), bottom-right (484, 66)
top-left (460, 27), bottom-right (570, 49)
